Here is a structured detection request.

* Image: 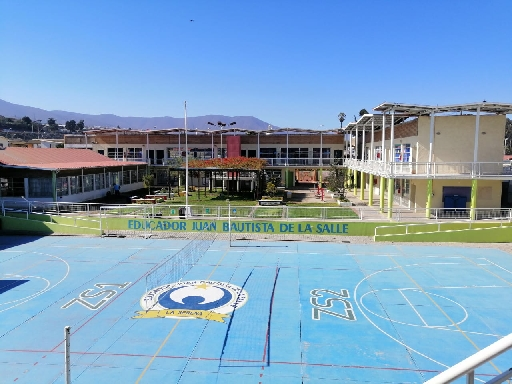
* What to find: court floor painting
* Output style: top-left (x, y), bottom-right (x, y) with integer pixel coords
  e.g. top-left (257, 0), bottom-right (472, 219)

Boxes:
top-left (0, 235), bottom-right (511, 383)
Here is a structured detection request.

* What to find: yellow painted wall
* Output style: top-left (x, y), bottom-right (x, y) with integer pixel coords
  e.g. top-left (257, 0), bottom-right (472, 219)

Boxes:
top-left (411, 178), bottom-right (502, 209)
top-left (416, 115), bottom-right (506, 163)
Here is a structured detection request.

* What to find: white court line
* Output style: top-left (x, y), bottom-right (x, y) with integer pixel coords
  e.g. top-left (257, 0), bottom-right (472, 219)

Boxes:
top-left (481, 258), bottom-right (512, 275)
top-left (398, 289), bottom-right (428, 326)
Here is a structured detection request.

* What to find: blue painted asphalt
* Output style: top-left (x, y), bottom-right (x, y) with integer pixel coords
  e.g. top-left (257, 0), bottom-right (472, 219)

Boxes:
top-left (1, 235), bottom-right (511, 383)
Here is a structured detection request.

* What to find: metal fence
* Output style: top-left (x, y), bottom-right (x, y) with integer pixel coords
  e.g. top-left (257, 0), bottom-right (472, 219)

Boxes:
top-left (3, 200), bottom-right (512, 224)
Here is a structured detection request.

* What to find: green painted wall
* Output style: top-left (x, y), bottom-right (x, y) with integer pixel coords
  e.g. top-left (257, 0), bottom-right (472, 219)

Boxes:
top-left (1, 216), bottom-right (101, 235)
top-left (376, 226), bottom-right (512, 243)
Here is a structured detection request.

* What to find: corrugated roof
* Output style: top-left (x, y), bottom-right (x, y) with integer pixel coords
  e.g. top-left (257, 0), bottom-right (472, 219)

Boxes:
top-left (0, 148), bottom-right (144, 171)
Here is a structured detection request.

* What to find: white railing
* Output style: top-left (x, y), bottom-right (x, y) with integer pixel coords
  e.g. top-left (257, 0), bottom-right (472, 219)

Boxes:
top-left (345, 159), bottom-right (512, 179)
top-left (3, 200), bottom-right (512, 224)
top-left (424, 333), bottom-right (512, 384)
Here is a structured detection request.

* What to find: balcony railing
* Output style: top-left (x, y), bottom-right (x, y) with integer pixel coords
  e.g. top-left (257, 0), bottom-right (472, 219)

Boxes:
top-left (345, 159), bottom-right (512, 179)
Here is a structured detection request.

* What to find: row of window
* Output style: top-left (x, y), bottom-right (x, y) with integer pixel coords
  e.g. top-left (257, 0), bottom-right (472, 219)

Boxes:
top-left (2, 169), bottom-right (146, 198)
top-left (103, 147), bottom-right (340, 161)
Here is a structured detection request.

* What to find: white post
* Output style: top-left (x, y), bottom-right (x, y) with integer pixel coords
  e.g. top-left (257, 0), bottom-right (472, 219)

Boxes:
top-left (210, 129), bottom-right (213, 158)
top-left (390, 109), bottom-right (395, 166)
top-left (355, 126), bottom-right (359, 160)
top-left (227, 199), bottom-right (231, 246)
top-left (370, 116), bottom-right (375, 161)
top-left (64, 326), bottom-right (71, 384)
top-left (286, 127), bottom-right (289, 165)
top-left (257, 132), bottom-right (260, 158)
top-left (184, 102), bottom-right (189, 218)
top-left (428, 111), bottom-right (435, 176)
top-left (473, 105), bottom-right (481, 175)
top-left (362, 123), bottom-right (366, 161)
top-left (146, 132), bottom-right (150, 164)
top-left (320, 132), bottom-right (323, 166)
top-left (115, 131), bottom-right (119, 160)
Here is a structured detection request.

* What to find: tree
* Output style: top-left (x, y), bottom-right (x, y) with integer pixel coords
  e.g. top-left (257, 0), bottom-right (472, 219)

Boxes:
top-left (142, 173), bottom-right (154, 195)
top-left (21, 116), bottom-right (32, 125)
top-left (359, 109), bottom-right (369, 117)
top-left (324, 164), bottom-right (347, 199)
top-left (505, 118), bottom-right (512, 155)
top-left (77, 120), bottom-right (85, 131)
top-left (65, 120), bottom-right (77, 132)
top-left (338, 112), bottom-right (346, 128)
top-left (47, 117), bottom-right (56, 126)
top-left (265, 181), bottom-right (277, 197)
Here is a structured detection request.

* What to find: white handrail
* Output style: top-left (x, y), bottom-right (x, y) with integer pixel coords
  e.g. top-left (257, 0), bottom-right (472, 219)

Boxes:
top-left (424, 333), bottom-right (512, 384)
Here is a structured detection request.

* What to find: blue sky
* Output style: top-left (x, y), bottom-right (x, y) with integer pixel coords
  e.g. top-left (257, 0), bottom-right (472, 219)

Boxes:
top-left (1, 0), bottom-right (511, 129)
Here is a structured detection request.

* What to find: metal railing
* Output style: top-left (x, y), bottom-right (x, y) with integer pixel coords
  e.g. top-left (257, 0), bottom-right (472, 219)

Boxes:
top-left (3, 200), bottom-right (512, 224)
top-left (424, 333), bottom-right (512, 384)
top-left (345, 159), bottom-right (512, 178)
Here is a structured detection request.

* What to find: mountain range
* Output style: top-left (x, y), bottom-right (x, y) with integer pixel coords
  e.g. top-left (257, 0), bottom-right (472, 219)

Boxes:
top-left (0, 99), bottom-right (277, 131)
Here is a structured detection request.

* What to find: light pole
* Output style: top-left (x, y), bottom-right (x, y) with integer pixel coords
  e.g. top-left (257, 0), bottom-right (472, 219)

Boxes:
top-left (226, 199), bottom-right (231, 246)
top-left (184, 102), bottom-right (189, 219)
top-left (208, 121), bottom-right (236, 192)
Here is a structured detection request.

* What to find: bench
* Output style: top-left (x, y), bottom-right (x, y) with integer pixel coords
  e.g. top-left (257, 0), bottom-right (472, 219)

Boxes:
top-left (145, 194), bottom-right (168, 200)
top-left (133, 198), bottom-right (157, 204)
top-left (258, 200), bottom-right (282, 206)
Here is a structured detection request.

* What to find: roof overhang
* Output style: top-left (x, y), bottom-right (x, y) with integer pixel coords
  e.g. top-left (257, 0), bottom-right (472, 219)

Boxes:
top-left (374, 101), bottom-right (512, 115)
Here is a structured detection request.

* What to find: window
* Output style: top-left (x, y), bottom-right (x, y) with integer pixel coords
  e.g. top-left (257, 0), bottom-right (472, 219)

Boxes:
top-left (57, 177), bottom-right (68, 197)
top-left (29, 178), bottom-right (53, 198)
top-left (122, 171), bottom-right (130, 185)
top-left (137, 169), bottom-right (145, 183)
top-left (107, 148), bottom-right (123, 159)
top-left (83, 174), bottom-right (94, 192)
top-left (70, 176), bottom-right (82, 194)
top-left (95, 173), bottom-right (105, 190)
top-left (247, 150), bottom-right (256, 158)
top-left (241, 150), bottom-right (247, 157)
top-left (288, 148), bottom-right (309, 158)
top-left (127, 147), bottom-right (143, 159)
top-left (259, 148), bottom-right (276, 158)
top-left (394, 144), bottom-right (411, 162)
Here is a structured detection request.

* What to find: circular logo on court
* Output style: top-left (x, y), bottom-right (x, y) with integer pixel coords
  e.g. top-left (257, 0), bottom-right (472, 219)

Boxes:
top-left (136, 280), bottom-right (248, 322)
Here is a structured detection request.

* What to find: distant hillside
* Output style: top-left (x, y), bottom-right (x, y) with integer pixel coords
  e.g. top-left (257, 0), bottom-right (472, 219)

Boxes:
top-left (0, 99), bottom-right (278, 131)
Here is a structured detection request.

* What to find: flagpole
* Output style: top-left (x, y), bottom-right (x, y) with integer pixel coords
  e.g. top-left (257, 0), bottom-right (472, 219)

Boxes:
top-left (184, 101), bottom-right (189, 219)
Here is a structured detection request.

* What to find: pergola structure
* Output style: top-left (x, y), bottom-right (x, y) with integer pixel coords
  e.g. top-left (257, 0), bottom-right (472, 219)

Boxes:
top-left (341, 101), bottom-right (512, 220)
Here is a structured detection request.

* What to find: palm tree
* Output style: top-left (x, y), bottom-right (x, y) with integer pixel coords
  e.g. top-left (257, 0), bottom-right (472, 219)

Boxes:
top-left (338, 113), bottom-right (346, 128)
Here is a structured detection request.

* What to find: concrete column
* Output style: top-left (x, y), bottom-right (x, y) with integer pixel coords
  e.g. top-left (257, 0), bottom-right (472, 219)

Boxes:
top-left (359, 171), bottom-right (365, 201)
top-left (470, 179), bottom-right (478, 220)
top-left (387, 178), bottom-right (394, 219)
top-left (426, 179), bottom-right (433, 218)
top-left (52, 171), bottom-right (57, 202)
top-left (379, 176), bottom-right (385, 213)
top-left (368, 173), bottom-right (374, 206)
top-left (353, 170), bottom-right (358, 195)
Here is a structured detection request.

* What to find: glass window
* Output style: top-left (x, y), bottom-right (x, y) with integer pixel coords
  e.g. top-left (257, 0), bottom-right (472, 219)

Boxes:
top-left (259, 148), bottom-right (276, 158)
top-left (94, 173), bottom-right (105, 190)
top-left (122, 171), bottom-right (130, 185)
top-left (57, 177), bottom-right (68, 197)
top-left (29, 178), bottom-right (53, 198)
top-left (395, 144), bottom-right (411, 162)
top-left (107, 148), bottom-right (123, 159)
top-left (83, 174), bottom-right (94, 192)
top-left (70, 176), bottom-right (82, 194)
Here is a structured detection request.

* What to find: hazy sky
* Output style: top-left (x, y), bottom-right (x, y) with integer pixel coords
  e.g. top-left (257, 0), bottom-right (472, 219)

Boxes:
top-left (1, 0), bottom-right (510, 129)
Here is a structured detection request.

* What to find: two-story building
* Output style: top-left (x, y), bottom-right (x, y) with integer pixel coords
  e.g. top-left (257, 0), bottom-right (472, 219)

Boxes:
top-left (343, 102), bottom-right (512, 219)
top-left (64, 127), bottom-right (346, 188)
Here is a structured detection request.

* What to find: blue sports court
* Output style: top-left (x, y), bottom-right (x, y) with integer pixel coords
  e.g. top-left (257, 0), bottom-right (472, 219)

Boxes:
top-left (1, 235), bottom-right (511, 383)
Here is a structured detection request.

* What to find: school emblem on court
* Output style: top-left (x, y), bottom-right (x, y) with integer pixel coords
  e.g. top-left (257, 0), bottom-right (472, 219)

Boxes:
top-left (134, 280), bottom-right (248, 323)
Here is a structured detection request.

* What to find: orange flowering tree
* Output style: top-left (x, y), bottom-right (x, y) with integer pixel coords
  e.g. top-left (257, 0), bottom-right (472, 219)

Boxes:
top-left (188, 156), bottom-right (267, 170)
